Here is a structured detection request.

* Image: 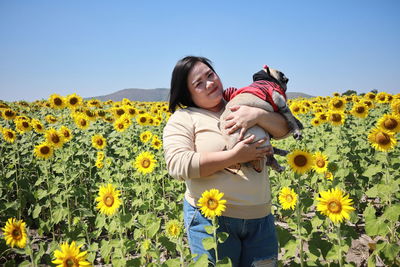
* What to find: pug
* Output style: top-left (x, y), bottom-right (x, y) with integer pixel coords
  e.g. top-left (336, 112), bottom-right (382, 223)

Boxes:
top-left (220, 65), bottom-right (303, 173)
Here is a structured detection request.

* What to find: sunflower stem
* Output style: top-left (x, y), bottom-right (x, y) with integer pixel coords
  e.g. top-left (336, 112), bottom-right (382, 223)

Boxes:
top-left (337, 224), bottom-right (343, 267)
top-left (295, 172), bottom-right (304, 267)
top-left (212, 217), bottom-right (219, 264)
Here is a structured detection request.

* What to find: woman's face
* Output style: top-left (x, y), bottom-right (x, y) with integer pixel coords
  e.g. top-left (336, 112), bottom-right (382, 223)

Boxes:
top-left (187, 62), bottom-right (224, 112)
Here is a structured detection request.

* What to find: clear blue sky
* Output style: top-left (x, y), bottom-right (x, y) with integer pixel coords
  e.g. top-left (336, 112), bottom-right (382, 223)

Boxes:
top-left (1, 0), bottom-right (399, 102)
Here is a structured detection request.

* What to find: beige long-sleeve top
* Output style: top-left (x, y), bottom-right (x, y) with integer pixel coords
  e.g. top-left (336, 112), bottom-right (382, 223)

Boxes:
top-left (163, 107), bottom-right (272, 219)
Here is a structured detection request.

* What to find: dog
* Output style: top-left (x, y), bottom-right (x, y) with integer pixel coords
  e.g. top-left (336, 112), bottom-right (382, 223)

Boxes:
top-left (219, 65), bottom-right (303, 173)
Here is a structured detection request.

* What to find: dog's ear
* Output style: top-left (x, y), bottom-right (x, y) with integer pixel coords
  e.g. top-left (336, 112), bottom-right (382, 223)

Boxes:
top-left (253, 69), bottom-right (269, 81)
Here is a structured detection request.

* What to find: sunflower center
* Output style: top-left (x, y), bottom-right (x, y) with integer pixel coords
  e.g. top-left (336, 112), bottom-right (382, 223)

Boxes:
top-left (320, 114), bottom-right (327, 120)
top-left (207, 198), bottom-right (218, 210)
top-left (80, 120), bottom-right (87, 126)
top-left (293, 107), bottom-right (300, 112)
top-left (294, 155), bottom-right (307, 167)
top-left (104, 195), bottom-right (114, 207)
top-left (129, 109), bottom-right (136, 115)
top-left (63, 131), bottom-right (70, 138)
top-left (285, 195), bottom-right (293, 202)
top-left (328, 200), bottom-right (342, 213)
top-left (97, 139), bottom-right (103, 146)
top-left (7, 132), bottom-right (14, 138)
top-left (118, 123), bottom-right (124, 129)
top-left (36, 124), bottom-right (43, 130)
top-left (51, 134), bottom-right (60, 143)
top-left (117, 109), bottom-right (125, 116)
top-left (70, 98), bottom-right (78, 105)
top-left (40, 146), bottom-right (50, 155)
top-left (141, 159), bottom-right (151, 168)
top-left (22, 121), bottom-right (29, 128)
top-left (331, 114), bottom-right (342, 122)
top-left (316, 159), bottom-right (326, 168)
top-left (356, 106), bottom-right (365, 113)
top-left (368, 95), bottom-right (375, 100)
top-left (54, 98), bottom-right (62, 106)
top-left (333, 100), bottom-right (343, 108)
top-left (140, 117), bottom-right (146, 123)
top-left (65, 257), bottom-right (77, 267)
top-left (375, 132), bottom-right (390, 145)
top-left (154, 141), bottom-right (160, 146)
top-left (12, 229), bottom-right (21, 239)
top-left (5, 110), bottom-right (14, 117)
top-left (383, 119), bottom-right (397, 130)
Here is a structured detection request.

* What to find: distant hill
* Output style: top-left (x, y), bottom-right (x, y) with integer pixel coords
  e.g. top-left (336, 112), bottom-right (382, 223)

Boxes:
top-left (88, 88), bottom-right (314, 102)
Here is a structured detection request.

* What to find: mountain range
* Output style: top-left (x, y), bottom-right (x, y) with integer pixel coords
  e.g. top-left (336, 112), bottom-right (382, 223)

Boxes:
top-left (89, 88), bottom-right (314, 102)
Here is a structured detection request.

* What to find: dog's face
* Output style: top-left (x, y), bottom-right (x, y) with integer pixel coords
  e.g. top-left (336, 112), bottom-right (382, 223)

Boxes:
top-left (266, 67), bottom-right (289, 91)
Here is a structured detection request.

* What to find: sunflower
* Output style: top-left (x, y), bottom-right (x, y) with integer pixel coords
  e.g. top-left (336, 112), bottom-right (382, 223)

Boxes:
top-left (311, 118), bottom-right (321, 126)
top-left (45, 128), bottom-right (65, 149)
top-left (377, 113), bottom-right (400, 133)
top-left (165, 219), bottom-right (183, 239)
top-left (119, 114), bottom-right (132, 126)
top-left (112, 107), bottom-right (126, 118)
top-left (87, 99), bottom-right (101, 108)
top-left (289, 102), bottom-right (302, 115)
top-left (59, 126), bottom-right (73, 143)
top-left (368, 127), bottom-right (397, 152)
top-left (376, 92), bottom-right (388, 103)
top-left (95, 160), bottom-right (104, 169)
top-left (151, 136), bottom-right (162, 150)
top-left (350, 103), bottom-right (369, 118)
top-left (316, 188), bottom-right (355, 224)
top-left (2, 218), bottom-right (27, 248)
top-left (96, 151), bottom-right (105, 161)
top-left (45, 115), bottom-right (58, 124)
top-left (316, 112), bottom-right (328, 123)
top-left (313, 152), bottom-right (329, 174)
top-left (52, 241), bottom-right (91, 267)
top-left (113, 119), bottom-right (128, 132)
top-left (134, 151), bottom-right (157, 174)
top-left (32, 119), bottom-right (45, 133)
top-left (34, 142), bottom-right (54, 159)
top-left (96, 109), bottom-right (107, 118)
top-left (49, 94), bottom-right (66, 109)
top-left (15, 119), bottom-right (32, 134)
top-left (333, 92), bottom-right (341, 97)
top-left (287, 150), bottom-right (314, 174)
top-left (126, 106), bottom-right (137, 117)
top-left (324, 172), bottom-right (334, 181)
top-left (2, 109), bottom-right (16, 120)
top-left (74, 115), bottom-right (90, 130)
top-left (95, 184), bottom-right (122, 216)
top-left (66, 93), bottom-right (83, 109)
top-left (136, 113), bottom-right (151, 126)
top-left (2, 128), bottom-right (17, 143)
top-left (197, 188), bottom-right (227, 219)
top-left (327, 111), bottom-right (345, 126)
top-left (329, 97), bottom-right (347, 111)
top-left (140, 131), bottom-right (153, 143)
top-left (278, 187), bottom-right (298, 210)
top-left (91, 134), bottom-right (107, 149)
top-left (391, 100), bottom-right (400, 115)
top-left (364, 92), bottom-right (376, 101)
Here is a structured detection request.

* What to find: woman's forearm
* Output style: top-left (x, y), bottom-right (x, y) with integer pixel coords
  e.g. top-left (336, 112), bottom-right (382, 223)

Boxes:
top-left (199, 150), bottom-right (236, 177)
top-left (257, 110), bottom-right (290, 139)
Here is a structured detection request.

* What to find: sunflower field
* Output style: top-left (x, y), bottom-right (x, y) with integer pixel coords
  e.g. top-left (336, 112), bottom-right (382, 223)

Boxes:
top-left (0, 92), bottom-right (399, 266)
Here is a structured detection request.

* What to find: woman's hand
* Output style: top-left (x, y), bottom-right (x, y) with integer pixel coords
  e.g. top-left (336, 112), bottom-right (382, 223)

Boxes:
top-left (230, 135), bottom-right (271, 163)
top-left (224, 105), bottom-right (264, 140)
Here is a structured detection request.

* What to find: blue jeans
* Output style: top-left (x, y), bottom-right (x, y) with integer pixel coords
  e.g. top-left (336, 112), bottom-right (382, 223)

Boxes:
top-left (183, 199), bottom-right (278, 267)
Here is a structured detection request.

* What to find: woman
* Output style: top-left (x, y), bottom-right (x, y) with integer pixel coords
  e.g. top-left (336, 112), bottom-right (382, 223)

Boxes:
top-left (163, 56), bottom-right (289, 267)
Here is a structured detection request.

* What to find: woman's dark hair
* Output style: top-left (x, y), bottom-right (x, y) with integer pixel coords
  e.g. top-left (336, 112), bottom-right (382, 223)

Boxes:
top-left (169, 56), bottom-right (216, 113)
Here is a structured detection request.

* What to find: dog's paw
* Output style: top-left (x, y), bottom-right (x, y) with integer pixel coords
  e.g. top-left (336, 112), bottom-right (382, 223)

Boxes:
top-left (293, 131), bottom-right (303, 140)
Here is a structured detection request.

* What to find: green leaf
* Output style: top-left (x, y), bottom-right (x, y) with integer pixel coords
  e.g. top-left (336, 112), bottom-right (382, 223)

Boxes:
top-left (32, 205), bottom-right (41, 219)
top-left (365, 217), bottom-right (389, 237)
top-left (162, 258), bottom-right (181, 267)
top-left (17, 261), bottom-right (31, 267)
top-left (362, 165), bottom-right (382, 177)
top-left (217, 232), bottom-right (229, 244)
top-left (204, 225), bottom-right (214, 235)
top-left (202, 237), bottom-right (216, 251)
top-left (189, 254), bottom-right (209, 267)
top-left (100, 240), bottom-right (112, 264)
top-left (216, 257), bottom-right (232, 267)
top-left (383, 204), bottom-right (400, 222)
top-left (381, 243), bottom-right (400, 261)
top-left (147, 220), bottom-right (161, 238)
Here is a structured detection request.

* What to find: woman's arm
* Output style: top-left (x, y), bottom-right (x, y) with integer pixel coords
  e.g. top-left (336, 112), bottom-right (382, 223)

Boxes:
top-left (199, 135), bottom-right (270, 177)
top-left (224, 105), bottom-right (290, 140)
